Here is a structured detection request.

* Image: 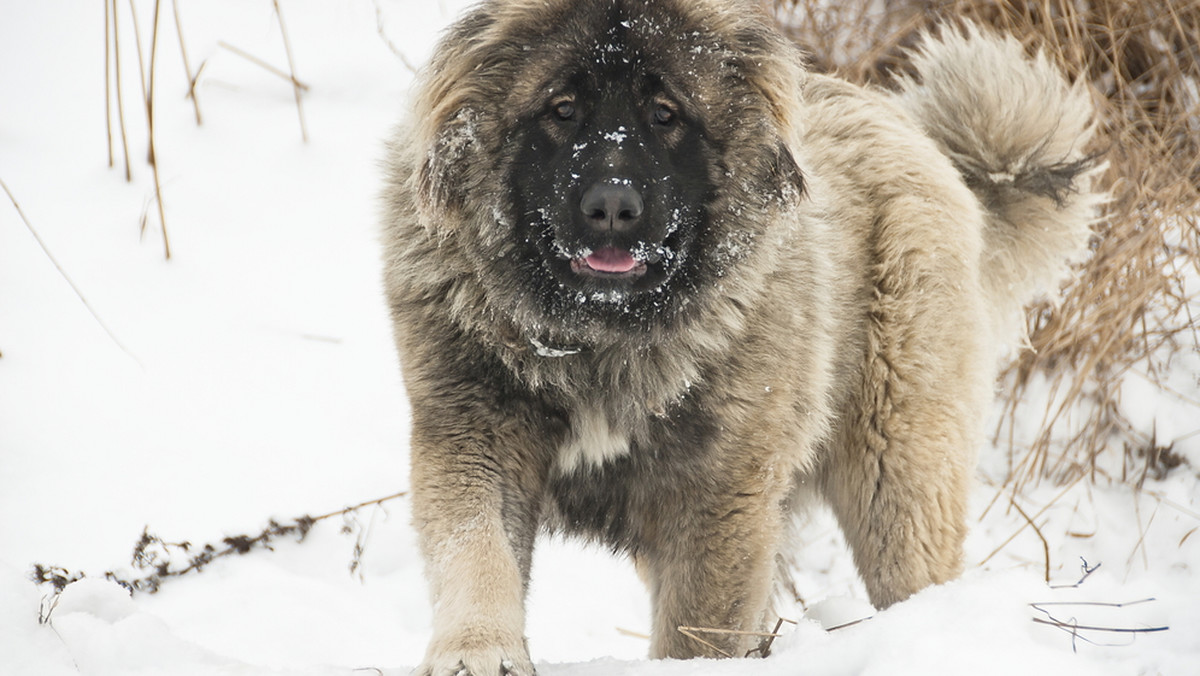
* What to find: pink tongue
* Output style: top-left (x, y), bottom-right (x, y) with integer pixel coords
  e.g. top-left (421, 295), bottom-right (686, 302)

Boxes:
top-left (585, 247), bottom-right (638, 273)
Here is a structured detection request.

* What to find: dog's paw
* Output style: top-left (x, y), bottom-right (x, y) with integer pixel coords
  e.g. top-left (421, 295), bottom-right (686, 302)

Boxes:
top-left (416, 638), bottom-right (534, 676)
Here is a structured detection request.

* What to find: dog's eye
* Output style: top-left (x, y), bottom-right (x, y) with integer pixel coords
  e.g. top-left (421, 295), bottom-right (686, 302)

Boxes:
top-left (552, 99), bottom-right (576, 121)
top-left (652, 104), bottom-right (676, 126)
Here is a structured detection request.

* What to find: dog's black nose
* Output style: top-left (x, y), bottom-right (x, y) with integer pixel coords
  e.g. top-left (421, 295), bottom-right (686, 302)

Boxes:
top-left (580, 182), bottom-right (643, 232)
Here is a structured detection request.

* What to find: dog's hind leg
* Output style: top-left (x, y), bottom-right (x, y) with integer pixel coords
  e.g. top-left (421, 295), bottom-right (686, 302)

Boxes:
top-left (817, 206), bottom-right (991, 608)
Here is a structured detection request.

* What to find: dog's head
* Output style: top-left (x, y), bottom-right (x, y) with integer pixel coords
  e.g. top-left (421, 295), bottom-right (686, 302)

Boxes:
top-left (410, 0), bottom-right (806, 344)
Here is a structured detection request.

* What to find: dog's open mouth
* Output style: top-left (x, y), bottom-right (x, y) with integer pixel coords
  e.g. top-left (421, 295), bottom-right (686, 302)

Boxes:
top-left (570, 246), bottom-right (648, 279)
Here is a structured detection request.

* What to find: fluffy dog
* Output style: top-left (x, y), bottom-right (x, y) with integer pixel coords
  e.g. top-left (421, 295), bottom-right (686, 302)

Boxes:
top-left (380, 1), bottom-right (1103, 673)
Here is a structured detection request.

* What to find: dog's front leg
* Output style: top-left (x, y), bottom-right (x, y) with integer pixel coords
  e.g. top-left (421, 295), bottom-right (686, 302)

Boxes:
top-left (410, 411), bottom-right (550, 676)
top-left (641, 478), bottom-right (786, 660)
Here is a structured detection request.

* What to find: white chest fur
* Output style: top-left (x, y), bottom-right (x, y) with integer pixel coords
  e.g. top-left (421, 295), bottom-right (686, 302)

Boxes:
top-left (556, 405), bottom-right (631, 473)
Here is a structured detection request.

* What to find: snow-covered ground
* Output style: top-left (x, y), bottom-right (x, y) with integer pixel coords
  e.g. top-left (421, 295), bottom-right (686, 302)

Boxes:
top-left (2, 2), bottom-right (1197, 674)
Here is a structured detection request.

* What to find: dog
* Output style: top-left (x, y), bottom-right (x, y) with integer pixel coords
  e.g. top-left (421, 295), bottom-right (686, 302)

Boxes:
top-left (379, 1), bottom-right (1103, 672)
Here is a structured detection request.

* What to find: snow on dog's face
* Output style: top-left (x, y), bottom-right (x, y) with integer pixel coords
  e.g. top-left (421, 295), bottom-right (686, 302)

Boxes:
top-left (510, 58), bottom-right (710, 305)
top-left (413, 0), bottom-right (805, 342)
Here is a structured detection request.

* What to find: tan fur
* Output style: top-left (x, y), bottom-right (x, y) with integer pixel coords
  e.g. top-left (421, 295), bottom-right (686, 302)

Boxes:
top-left (380, 3), bottom-right (1102, 673)
top-left (893, 24), bottom-right (1105, 348)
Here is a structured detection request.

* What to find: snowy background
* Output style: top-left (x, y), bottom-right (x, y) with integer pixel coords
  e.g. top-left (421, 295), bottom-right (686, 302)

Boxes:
top-left (2, 1), bottom-right (1198, 674)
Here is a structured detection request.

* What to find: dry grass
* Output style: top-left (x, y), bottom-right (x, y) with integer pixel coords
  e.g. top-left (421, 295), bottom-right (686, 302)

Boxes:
top-left (31, 490), bottom-right (409, 596)
top-left (102, 0), bottom-right (310, 260)
top-left (2, 178), bottom-right (137, 361)
top-left (774, 0), bottom-right (1200, 490)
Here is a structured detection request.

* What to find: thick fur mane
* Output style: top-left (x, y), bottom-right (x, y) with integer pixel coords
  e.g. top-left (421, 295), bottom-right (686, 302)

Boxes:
top-left (383, 0), bottom-right (817, 419)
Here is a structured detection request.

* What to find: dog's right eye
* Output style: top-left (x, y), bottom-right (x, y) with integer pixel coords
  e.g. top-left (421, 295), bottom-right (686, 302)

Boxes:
top-left (652, 104), bottom-right (675, 126)
top-left (552, 99), bottom-right (576, 121)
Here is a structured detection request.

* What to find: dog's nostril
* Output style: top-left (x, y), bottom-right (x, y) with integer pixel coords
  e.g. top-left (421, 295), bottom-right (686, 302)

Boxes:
top-left (580, 183), bottom-right (643, 230)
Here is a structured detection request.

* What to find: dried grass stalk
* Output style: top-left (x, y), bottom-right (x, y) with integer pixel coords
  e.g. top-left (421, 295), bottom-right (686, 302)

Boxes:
top-left (110, 0), bottom-right (133, 182)
top-left (2, 178), bottom-right (136, 360)
top-left (105, 0), bottom-right (114, 168)
top-left (273, 0), bottom-right (308, 143)
top-left (146, 0), bottom-right (172, 260)
top-left (215, 41), bottom-right (311, 91)
top-left (172, 0), bottom-right (202, 125)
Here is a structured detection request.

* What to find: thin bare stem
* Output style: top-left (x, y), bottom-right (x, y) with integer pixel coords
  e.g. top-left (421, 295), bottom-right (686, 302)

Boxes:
top-left (978, 475), bottom-right (1085, 568)
top-left (675, 626), bottom-right (783, 639)
top-left (675, 627), bottom-right (733, 658)
top-left (826, 616), bottom-right (871, 632)
top-left (146, 0), bottom-right (171, 260)
top-left (1031, 597), bottom-right (1157, 610)
top-left (1049, 557), bottom-right (1101, 589)
top-left (1030, 595), bottom-right (1170, 651)
top-left (111, 0), bottom-right (133, 181)
top-left (745, 618), bottom-right (786, 658)
top-left (308, 491), bottom-right (409, 522)
top-left (272, 0), bottom-right (308, 142)
top-left (1011, 500), bottom-right (1051, 583)
top-left (32, 490), bottom-right (411, 595)
top-left (676, 624), bottom-right (785, 659)
top-left (215, 41), bottom-right (310, 91)
top-left (126, 0), bottom-right (149, 104)
top-left (2, 178), bottom-right (138, 363)
top-left (105, 0), bottom-right (114, 167)
top-left (171, 0), bottom-right (202, 125)
top-left (371, 0), bottom-right (417, 73)
top-left (1031, 617), bottom-right (1169, 634)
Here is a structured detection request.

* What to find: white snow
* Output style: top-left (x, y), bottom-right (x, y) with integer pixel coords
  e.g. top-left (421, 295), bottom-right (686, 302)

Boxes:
top-left (2, 2), bottom-right (1198, 675)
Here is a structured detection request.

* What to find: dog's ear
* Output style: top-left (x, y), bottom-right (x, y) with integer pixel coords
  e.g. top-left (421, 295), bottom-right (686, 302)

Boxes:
top-left (416, 106), bottom-right (480, 215)
top-left (411, 9), bottom-right (501, 218)
top-left (771, 141), bottom-right (806, 203)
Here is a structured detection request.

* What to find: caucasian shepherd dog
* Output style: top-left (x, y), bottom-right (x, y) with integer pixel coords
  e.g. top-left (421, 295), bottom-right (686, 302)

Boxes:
top-left (381, 0), bottom-right (1103, 672)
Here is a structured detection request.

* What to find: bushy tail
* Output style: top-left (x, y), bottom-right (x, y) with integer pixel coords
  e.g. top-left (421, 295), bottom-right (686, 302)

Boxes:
top-left (893, 24), bottom-right (1107, 348)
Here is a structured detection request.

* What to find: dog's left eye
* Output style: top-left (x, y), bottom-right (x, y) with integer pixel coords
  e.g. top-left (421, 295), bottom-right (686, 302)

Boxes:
top-left (652, 104), bottom-right (676, 126)
top-left (552, 100), bottom-right (576, 121)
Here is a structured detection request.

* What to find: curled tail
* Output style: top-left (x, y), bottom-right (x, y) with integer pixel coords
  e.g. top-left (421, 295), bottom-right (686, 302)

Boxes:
top-left (893, 24), bottom-right (1107, 347)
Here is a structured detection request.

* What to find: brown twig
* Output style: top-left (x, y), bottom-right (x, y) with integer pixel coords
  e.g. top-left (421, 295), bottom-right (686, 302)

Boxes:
top-left (745, 618), bottom-right (787, 657)
top-left (172, 0), bottom-right (202, 125)
top-left (1127, 494), bottom-right (1158, 572)
top-left (1030, 597), bottom-right (1168, 651)
top-left (1050, 557), bottom-right (1101, 589)
top-left (2, 178), bottom-right (137, 362)
top-left (1011, 500), bottom-right (1051, 583)
top-left (307, 490), bottom-right (410, 521)
top-left (126, 0), bottom-right (149, 105)
top-left (675, 627), bottom-right (734, 658)
top-left (31, 491), bottom-right (410, 595)
top-left (826, 616), bottom-right (871, 632)
top-left (104, 0), bottom-right (114, 168)
top-left (146, 0), bottom-right (171, 259)
top-left (189, 58), bottom-right (208, 96)
top-left (676, 625), bottom-right (784, 659)
top-left (126, 0), bottom-right (151, 236)
top-left (272, 0), bottom-right (308, 142)
top-left (371, 0), bottom-right (418, 73)
top-left (215, 41), bottom-right (311, 91)
top-left (1031, 617), bottom-right (1169, 634)
top-left (110, 0), bottom-right (133, 181)
top-left (978, 474), bottom-right (1085, 568)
